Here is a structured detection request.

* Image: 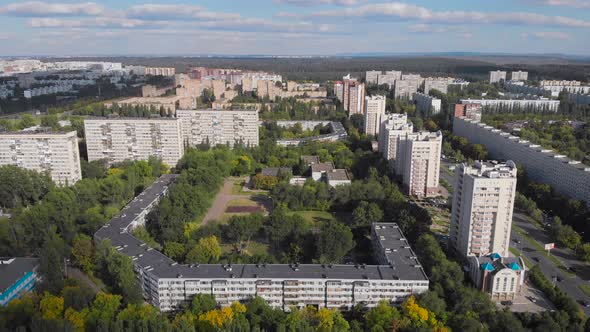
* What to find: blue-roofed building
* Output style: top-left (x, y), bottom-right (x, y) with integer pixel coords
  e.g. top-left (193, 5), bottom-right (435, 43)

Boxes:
top-left (468, 254), bottom-right (525, 301)
top-left (0, 257), bottom-right (39, 306)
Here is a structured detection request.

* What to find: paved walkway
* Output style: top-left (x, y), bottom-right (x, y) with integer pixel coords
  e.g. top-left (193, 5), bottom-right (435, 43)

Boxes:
top-left (66, 266), bottom-right (103, 293)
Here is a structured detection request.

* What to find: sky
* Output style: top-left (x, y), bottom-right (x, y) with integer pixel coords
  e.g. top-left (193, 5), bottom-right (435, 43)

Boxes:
top-left (0, 0), bottom-right (589, 56)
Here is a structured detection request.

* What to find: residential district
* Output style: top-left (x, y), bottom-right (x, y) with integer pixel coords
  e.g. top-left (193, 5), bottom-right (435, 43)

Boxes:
top-left (1, 59), bottom-right (590, 331)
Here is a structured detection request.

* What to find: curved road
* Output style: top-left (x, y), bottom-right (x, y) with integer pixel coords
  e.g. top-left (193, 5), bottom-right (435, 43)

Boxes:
top-left (512, 212), bottom-right (590, 315)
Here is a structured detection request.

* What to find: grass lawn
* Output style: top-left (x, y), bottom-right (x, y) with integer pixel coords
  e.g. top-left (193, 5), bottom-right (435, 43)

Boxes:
top-left (227, 197), bottom-right (260, 207)
top-left (579, 284), bottom-right (590, 297)
top-left (230, 180), bottom-right (251, 195)
top-left (293, 210), bottom-right (335, 224)
top-left (509, 247), bottom-right (533, 267)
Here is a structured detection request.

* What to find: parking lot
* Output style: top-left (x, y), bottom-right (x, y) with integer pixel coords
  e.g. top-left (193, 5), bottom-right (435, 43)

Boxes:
top-left (498, 281), bottom-right (555, 313)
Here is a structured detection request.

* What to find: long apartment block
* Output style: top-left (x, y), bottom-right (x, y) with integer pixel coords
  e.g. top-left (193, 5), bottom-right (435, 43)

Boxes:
top-left (460, 99), bottom-right (560, 112)
top-left (0, 129), bottom-right (81, 185)
top-left (453, 117), bottom-right (590, 206)
top-left (176, 109), bottom-right (259, 148)
top-left (84, 118), bottom-right (184, 168)
top-left (95, 175), bottom-right (429, 312)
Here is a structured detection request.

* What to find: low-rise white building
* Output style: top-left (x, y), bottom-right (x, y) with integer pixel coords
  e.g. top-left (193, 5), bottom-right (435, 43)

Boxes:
top-left (94, 176), bottom-right (430, 312)
top-left (469, 253), bottom-right (525, 301)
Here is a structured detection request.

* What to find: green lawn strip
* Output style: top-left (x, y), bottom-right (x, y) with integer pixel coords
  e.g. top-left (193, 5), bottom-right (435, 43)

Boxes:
top-left (509, 247), bottom-right (533, 267)
top-left (443, 166), bottom-right (453, 177)
top-left (513, 226), bottom-right (573, 276)
top-left (579, 284), bottom-right (590, 297)
top-left (293, 210), bottom-right (335, 224)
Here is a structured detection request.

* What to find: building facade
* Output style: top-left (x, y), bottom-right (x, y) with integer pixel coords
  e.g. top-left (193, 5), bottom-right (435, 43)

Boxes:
top-left (364, 95), bottom-right (386, 136)
top-left (413, 93), bottom-right (441, 115)
top-left (0, 130), bottom-right (82, 185)
top-left (468, 254), bottom-right (525, 301)
top-left (460, 99), bottom-right (560, 112)
top-left (94, 175), bottom-right (429, 312)
top-left (84, 118), bottom-right (184, 167)
top-left (450, 161), bottom-right (517, 258)
top-left (396, 131), bottom-right (442, 198)
top-left (510, 71), bottom-right (528, 81)
top-left (348, 82), bottom-right (366, 117)
top-left (176, 109), bottom-right (259, 148)
top-left (489, 71), bottom-right (507, 83)
top-left (378, 113), bottom-right (414, 167)
top-left (453, 117), bottom-right (590, 206)
top-left (394, 80), bottom-right (418, 99)
top-left (454, 103), bottom-right (483, 122)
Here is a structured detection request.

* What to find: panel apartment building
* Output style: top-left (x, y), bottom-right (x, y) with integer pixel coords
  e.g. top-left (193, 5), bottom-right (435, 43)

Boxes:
top-left (450, 161), bottom-right (517, 258)
top-left (460, 99), bottom-right (560, 112)
top-left (95, 175), bottom-right (429, 312)
top-left (413, 93), bottom-right (441, 115)
top-left (0, 129), bottom-right (82, 185)
top-left (453, 117), bottom-right (590, 206)
top-left (395, 131), bottom-right (442, 198)
top-left (84, 118), bottom-right (184, 168)
top-left (176, 109), bottom-right (259, 148)
top-left (364, 95), bottom-right (386, 136)
top-left (378, 114), bottom-right (414, 167)
top-left (489, 71), bottom-right (507, 83)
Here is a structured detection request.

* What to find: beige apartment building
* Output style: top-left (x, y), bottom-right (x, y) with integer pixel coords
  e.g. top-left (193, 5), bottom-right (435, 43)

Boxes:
top-left (394, 80), bottom-right (418, 99)
top-left (348, 82), bottom-right (366, 117)
top-left (0, 129), bottom-right (82, 185)
top-left (105, 96), bottom-right (193, 115)
top-left (378, 113), bottom-right (414, 167)
top-left (84, 118), bottom-right (184, 168)
top-left (450, 161), bottom-right (517, 258)
top-left (489, 71), bottom-right (507, 83)
top-left (363, 95), bottom-right (386, 136)
top-left (510, 71), bottom-right (528, 81)
top-left (176, 109), bottom-right (259, 148)
top-left (395, 131), bottom-right (442, 197)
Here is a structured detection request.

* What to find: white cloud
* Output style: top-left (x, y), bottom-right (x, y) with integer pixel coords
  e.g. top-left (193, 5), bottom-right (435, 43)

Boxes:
top-left (531, 0), bottom-right (590, 8)
top-left (28, 17), bottom-right (163, 29)
top-left (274, 0), bottom-right (366, 6)
top-left (407, 24), bottom-right (448, 33)
top-left (521, 31), bottom-right (573, 40)
top-left (0, 1), bottom-right (103, 17)
top-left (126, 4), bottom-right (240, 21)
top-left (310, 2), bottom-right (590, 28)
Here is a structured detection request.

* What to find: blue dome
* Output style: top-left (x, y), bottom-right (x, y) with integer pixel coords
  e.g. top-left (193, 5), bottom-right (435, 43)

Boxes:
top-left (508, 262), bottom-right (521, 271)
top-left (481, 262), bottom-right (495, 271)
top-left (491, 253), bottom-right (502, 260)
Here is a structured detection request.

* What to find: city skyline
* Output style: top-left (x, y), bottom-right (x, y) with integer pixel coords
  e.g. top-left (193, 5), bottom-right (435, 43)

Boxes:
top-left (0, 0), bottom-right (589, 56)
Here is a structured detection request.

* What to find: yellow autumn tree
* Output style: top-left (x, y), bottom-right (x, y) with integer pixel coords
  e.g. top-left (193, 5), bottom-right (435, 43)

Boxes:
top-left (198, 305), bottom-right (235, 328)
top-left (40, 292), bottom-right (64, 320)
top-left (65, 308), bottom-right (88, 332)
top-left (402, 296), bottom-right (449, 332)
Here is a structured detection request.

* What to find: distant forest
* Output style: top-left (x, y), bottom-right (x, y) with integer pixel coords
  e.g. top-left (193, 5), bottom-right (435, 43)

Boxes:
top-left (44, 56), bottom-right (590, 82)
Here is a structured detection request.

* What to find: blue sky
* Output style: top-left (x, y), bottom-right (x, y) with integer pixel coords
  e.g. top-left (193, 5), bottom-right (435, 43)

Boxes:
top-left (0, 0), bottom-right (589, 56)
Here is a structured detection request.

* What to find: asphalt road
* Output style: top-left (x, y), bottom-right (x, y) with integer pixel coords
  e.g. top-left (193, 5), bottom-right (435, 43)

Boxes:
top-left (512, 212), bottom-right (590, 315)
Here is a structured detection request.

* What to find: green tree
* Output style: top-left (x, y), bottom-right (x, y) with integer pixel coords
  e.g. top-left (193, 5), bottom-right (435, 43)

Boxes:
top-left (71, 234), bottom-right (94, 273)
top-left (316, 221), bottom-right (354, 263)
top-left (191, 294), bottom-right (217, 315)
top-left (163, 241), bottom-right (186, 262)
top-left (186, 236), bottom-right (222, 263)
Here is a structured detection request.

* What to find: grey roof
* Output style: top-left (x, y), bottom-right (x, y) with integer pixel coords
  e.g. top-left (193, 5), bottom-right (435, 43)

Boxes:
top-left (261, 167), bottom-right (292, 177)
top-left (0, 258), bottom-right (39, 294)
top-left (311, 162), bottom-right (335, 173)
top-left (301, 155), bottom-right (320, 165)
top-left (326, 169), bottom-right (350, 182)
top-left (372, 223), bottom-right (429, 281)
top-left (95, 175), bottom-right (428, 282)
